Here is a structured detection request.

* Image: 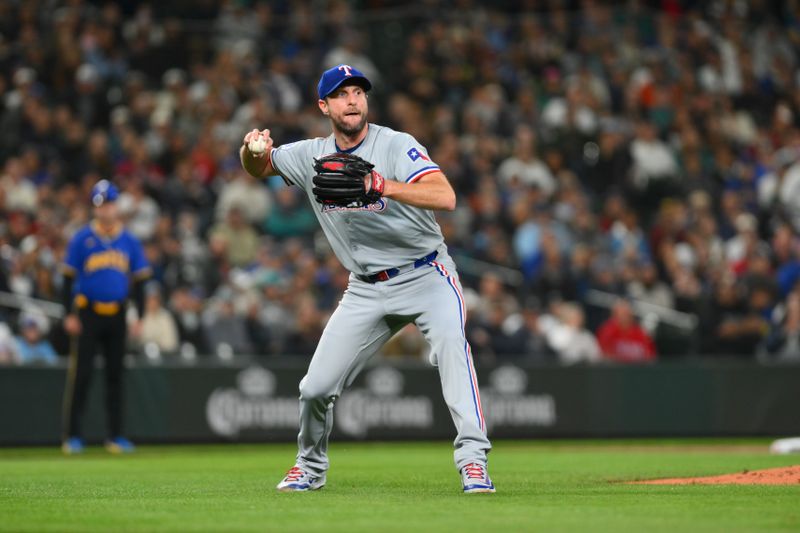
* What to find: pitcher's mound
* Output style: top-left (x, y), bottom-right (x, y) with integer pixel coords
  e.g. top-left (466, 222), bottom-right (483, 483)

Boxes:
top-left (631, 465), bottom-right (800, 485)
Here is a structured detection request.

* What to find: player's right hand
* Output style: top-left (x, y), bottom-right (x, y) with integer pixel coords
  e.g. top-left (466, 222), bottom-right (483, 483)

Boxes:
top-left (243, 128), bottom-right (273, 158)
top-left (64, 313), bottom-right (82, 336)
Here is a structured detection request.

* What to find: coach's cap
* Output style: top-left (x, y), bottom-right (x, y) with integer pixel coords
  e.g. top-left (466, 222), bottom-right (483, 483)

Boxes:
top-left (317, 64), bottom-right (371, 99)
top-left (91, 179), bottom-right (120, 207)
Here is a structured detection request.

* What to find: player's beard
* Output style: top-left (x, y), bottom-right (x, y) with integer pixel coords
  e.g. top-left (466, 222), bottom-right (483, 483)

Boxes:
top-left (331, 111), bottom-right (368, 137)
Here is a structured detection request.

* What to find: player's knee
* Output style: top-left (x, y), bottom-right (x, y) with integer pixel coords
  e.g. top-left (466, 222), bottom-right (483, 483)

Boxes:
top-left (432, 331), bottom-right (467, 351)
top-left (298, 376), bottom-right (337, 402)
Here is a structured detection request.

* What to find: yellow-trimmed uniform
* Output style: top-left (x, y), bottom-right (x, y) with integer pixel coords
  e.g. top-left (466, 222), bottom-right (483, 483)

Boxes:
top-left (61, 220), bottom-right (150, 445)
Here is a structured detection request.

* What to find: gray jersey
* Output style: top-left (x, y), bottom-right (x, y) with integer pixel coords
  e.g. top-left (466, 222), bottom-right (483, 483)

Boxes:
top-left (271, 124), bottom-right (444, 275)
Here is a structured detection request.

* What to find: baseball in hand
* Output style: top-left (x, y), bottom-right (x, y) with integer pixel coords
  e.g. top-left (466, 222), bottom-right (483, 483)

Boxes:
top-left (248, 136), bottom-right (268, 155)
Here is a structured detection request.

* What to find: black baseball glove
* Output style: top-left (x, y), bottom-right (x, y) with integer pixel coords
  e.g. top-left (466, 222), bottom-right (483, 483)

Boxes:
top-left (312, 153), bottom-right (385, 207)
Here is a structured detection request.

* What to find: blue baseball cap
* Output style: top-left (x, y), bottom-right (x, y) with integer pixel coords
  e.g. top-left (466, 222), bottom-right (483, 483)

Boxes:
top-left (91, 179), bottom-right (119, 206)
top-left (317, 64), bottom-right (371, 99)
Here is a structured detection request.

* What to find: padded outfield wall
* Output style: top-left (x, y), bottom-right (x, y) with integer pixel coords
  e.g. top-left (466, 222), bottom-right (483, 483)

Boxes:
top-left (1, 360), bottom-right (798, 445)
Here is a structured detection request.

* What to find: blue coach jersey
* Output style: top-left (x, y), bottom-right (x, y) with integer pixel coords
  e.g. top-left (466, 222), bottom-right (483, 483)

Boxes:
top-left (63, 222), bottom-right (150, 303)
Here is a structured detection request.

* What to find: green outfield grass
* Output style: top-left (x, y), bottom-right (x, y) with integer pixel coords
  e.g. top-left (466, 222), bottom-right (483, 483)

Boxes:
top-left (0, 440), bottom-right (798, 532)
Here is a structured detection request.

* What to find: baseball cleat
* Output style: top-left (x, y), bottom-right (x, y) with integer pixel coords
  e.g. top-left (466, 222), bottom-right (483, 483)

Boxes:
top-left (461, 462), bottom-right (495, 493)
top-left (62, 437), bottom-right (85, 455)
top-left (105, 436), bottom-right (136, 454)
top-left (276, 465), bottom-right (326, 492)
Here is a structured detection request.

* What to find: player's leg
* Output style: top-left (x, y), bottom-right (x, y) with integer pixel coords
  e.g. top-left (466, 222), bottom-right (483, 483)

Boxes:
top-left (294, 278), bottom-right (392, 477)
top-left (392, 262), bottom-right (492, 472)
top-left (100, 312), bottom-right (127, 443)
top-left (62, 309), bottom-right (98, 448)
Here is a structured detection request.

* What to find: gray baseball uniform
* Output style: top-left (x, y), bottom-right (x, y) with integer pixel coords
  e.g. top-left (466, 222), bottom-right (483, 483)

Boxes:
top-left (271, 123), bottom-right (491, 474)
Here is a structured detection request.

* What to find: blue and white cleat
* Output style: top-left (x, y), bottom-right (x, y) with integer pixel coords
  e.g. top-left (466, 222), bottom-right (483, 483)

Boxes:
top-left (105, 436), bottom-right (136, 454)
top-left (62, 437), bottom-right (84, 455)
top-left (276, 465), bottom-right (326, 492)
top-left (461, 462), bottom-right (496, 493)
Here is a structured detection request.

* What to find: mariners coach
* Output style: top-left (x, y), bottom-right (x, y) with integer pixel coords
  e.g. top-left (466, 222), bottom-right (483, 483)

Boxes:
top-left (61, 180), bottom-right (151, 455)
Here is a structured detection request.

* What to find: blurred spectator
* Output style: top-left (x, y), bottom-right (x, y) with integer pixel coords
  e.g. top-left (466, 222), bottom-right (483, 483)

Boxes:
top-left (773, 222), bottom-right (800, 297)
top-left (209, 206), bottom-right (259, 268)
top-left (251, 274), bottom-right (294, 355)
top-left (497, 125), bottom-right (555, 196)
top-left (214, 1), bottom-right (265, 53)
top-left (15, 313), bottom-right (57, 365)
top-left (467, 302), bottom-right (530, 362)
top-left (540, 80), bottom-right (598, 138)
top-left (71, 64), bottom-right (109, 129)
top-left (202, 288), bottom-right (253, 357)
top-left (163, 159), bottom-right (215, 223)
top-left (596, 299), bottom-right (657, 363)
top-left (168, 286), bottom-right (207, 354)
top-left (261, 57), bottom-right (303, 114)
top-left (537, 302), bottom-right (601, 365)
top-left (0, 322), bottom-right (19, 365)
top-left (763, 285), bottom-right (800, 362)
top-left (283, 294), bottom-right (324, 357)
top-left (529, 230), bottom-right (576, 305)
top-left (725, 213), bottom-right (761, 274)
top-left (702, 275), bottom-right (770, 357)
top-left (588, 255), bottom-right (623, 296)
top-left (215, 166), bottom-right (271, 224)
top-left (608, 208), bottom-right (651, 264)
top-left (117, 178), bottom-right (160, 241)
top-left (1, 157), bottom-right (37, 213)
top-left (322, 31), bottom-right (381, 88)
top-left (137, 285), bottom-right (179, 354)
top-left (471, 272), bottom-right (519, 323)
top-left (263, 185), bottom-right (317, 239)
top-left (582, 127), bottom-right (631, 202)
top-left (773, 157), bottom-right (800, 233)
top-left (626, 261), bottom-right (674, 309)
top-left (628, 120), bottom-right (679, 214)
top-left (380, 324), bottom-right (429, 359)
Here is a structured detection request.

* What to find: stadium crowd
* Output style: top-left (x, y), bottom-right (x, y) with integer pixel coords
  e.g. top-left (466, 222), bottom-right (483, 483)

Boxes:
top-left (0, 0), bottom-right (799, 365)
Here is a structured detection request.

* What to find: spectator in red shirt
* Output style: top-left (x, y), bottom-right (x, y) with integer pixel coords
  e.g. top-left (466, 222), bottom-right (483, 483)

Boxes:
top-left (596, 299), bottom-right (657, 363)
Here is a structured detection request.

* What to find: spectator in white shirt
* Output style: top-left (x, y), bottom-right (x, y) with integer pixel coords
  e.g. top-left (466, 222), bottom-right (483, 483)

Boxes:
top-left (629, 120), bottom-right (678, 189)
top-left (497, 125), bottom-right (556, 197)
top-left (537, 302), bottom-right (601, 365)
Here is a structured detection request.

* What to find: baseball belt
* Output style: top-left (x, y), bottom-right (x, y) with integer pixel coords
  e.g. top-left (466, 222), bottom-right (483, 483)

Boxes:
top-left (75, 295), bottom-right (123, 316)
top-left (359, 250), bottom-right (439, 283)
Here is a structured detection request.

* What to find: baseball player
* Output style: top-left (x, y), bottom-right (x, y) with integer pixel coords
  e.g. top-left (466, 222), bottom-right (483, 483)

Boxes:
top-left (240, 65), bottom-right (494, 493)
top-left (61, 180), bottom-right (151, 455)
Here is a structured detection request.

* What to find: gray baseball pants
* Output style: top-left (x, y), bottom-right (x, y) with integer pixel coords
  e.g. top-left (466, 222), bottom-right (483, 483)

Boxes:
top-left (295, 253), bottom-right (491, 475)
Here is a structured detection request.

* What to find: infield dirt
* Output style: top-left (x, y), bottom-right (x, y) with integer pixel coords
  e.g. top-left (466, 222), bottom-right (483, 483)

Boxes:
top-left (631, 465), bottom-right (800, 485)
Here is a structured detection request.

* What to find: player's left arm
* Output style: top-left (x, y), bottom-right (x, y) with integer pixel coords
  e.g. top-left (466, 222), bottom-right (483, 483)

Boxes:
top-left (382, 171), bottom-right (456, 211)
